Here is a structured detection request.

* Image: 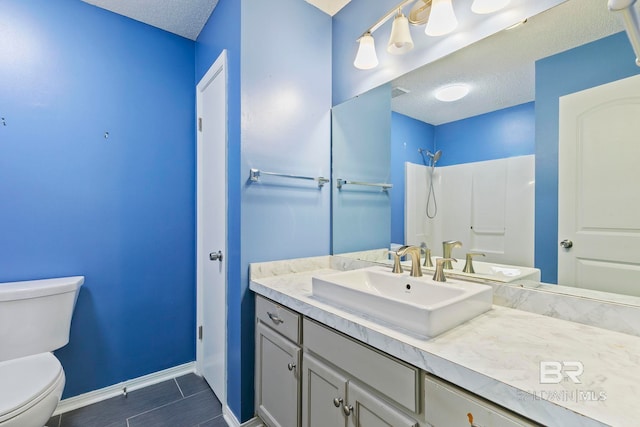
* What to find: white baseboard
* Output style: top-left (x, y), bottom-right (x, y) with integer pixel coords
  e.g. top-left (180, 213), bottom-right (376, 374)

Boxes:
top-left (53, 362), bottom-right (196, 416)
top-left (223, 406), bottom-right (263, 427)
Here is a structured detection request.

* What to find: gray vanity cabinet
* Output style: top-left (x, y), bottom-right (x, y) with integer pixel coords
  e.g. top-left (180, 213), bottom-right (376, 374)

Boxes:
top-left (302, 353), bottom-right (348, 427)
top-left (302, 353), bottom-right (419, 427)
top-left (255, 297), bottom-right (302, 427)
top-left (302, 318), bottom-right (421, 427)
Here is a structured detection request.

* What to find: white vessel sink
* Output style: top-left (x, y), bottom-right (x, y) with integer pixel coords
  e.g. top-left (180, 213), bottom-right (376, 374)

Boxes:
top-left (311, 266), bottom-right (492, 338)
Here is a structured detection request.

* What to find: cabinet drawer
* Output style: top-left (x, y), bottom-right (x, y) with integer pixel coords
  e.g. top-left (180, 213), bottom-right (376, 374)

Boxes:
top-left (256, 295), bottom-right (301, 343)
top-left (425, 375), bottom-right (541, 427)
top-left (303, 318), bottom-right (420, 414)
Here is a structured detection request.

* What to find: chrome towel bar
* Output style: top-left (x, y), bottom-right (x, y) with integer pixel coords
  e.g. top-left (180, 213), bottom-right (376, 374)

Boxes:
top-left (249, 168), bottom-right (330, 188)
top-left (336, 178), bottom-right (392, 191)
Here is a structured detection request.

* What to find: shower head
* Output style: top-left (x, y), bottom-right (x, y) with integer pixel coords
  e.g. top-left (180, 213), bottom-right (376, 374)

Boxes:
top-left (431, 150), bottom-right (442, 163)
top-left (418, 148), bottom-right (442, 166)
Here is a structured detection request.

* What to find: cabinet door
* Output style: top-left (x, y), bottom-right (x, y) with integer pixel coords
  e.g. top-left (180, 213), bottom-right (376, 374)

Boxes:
top-left (302, 353), bottom-right (348, 427)
top-left (255, 322), bottom-right (301, 427)
top-left (346, 381), bottom-right (419, 427)
top-left (425, 376), bottom-right (541, 427)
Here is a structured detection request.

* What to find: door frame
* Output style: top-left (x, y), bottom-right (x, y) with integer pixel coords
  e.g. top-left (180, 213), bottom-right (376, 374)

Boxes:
top-left (196, 50), bottom-right (228, 404)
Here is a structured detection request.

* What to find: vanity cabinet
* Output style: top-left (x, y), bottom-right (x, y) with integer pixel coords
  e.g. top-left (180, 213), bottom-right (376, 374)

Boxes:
top-left (425, 375), bottom-right (541, 427)
top-left (302, 354), bottom-right (418, 427)
top-left (302, 318), bottom-right (421, 427)
top-left (255, 294), bottom-right (537, 427)
top-left (255, 296), bottom-right (302, 427)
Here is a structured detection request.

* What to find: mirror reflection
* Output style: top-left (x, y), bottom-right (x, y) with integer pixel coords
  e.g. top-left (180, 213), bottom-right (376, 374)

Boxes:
top-left (331, 0), bottom-right (640, 302)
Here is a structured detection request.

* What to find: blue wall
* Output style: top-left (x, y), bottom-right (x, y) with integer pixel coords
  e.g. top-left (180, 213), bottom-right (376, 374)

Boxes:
top-left (240, 0), bottom-right (332, 421)
top-left (194, 0), bottom-right (243, 420)
top-left (535, 31), bottom-right (640, 283)
top-left (0, 0), bottom-right (196, 397)
top-left (390, 112), bottom-right (435, 244)
top-left (435, 102), bottom-right (535, 166)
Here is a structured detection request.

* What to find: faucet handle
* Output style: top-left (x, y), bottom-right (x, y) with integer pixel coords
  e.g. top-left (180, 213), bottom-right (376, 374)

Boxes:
top-left (462, 252), bottom-right (485, 274)
top-left (422, 248), bottom-right (433, 267)
top-left (389, 251), bottom-right (403, 274)
top-left (433, 258), bottom-right (457, 282)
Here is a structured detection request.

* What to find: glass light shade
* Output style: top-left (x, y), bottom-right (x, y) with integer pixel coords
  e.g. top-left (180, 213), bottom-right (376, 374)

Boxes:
top-left (425, 0), bottom-right (458, 36)
top-left (471, 0), bottom-right (510, 14)
top-left (387, 13), bottom-right (414, 55)
top-left (435, 84), bottom-right (470, 101)
top-left (354, 33), bottom-right (379, 70)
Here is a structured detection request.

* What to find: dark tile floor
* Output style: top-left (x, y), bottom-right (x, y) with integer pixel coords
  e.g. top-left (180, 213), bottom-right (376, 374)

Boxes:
top-left (47, 373), bottom-right (228, 427)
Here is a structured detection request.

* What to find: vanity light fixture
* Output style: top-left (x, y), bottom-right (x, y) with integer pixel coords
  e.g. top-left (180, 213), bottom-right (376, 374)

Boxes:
top-left (471, 0), bottom-right (510, 15)
top-left (354, 0), bottom-right (512, 70)
top-left (434, 83), bottom-right (470, 101)
top-left (388, 10), bottom-right (415, 54)
top-left (354, 32), bottom-right (379, 69)
top-left (425, 0), bottom-right (458, 36)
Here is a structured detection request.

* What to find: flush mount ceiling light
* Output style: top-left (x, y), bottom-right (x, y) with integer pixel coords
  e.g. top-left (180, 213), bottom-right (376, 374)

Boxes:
top-left (471, 0), bottom-right (511, 15)
top-left (425, 0), bottom-right (458, 36)
top-left (434, 83), bottom-right (470, 101)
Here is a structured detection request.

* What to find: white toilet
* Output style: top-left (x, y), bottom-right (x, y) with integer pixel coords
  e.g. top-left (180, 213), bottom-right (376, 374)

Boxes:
top-left (0, 276), bottom-right (84, 427)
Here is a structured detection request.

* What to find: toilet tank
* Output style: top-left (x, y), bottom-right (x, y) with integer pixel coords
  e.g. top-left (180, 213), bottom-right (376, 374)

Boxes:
top-left (0, 276), bottom-right (84, 362)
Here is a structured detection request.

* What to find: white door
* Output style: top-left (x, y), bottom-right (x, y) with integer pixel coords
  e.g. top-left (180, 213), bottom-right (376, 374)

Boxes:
top-left (196, 51), bottom-right (227, 402)
top-left (558, 73), bottom-right (640, 297)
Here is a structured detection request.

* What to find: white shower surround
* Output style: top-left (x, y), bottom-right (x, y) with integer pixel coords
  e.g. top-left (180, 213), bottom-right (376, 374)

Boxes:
top-left (405, 155), bottom-right (535, 267)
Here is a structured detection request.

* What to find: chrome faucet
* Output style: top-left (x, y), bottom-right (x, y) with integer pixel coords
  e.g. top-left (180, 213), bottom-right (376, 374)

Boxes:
top-left (433, 258), bottom-right (457, 282)
top-left (462, 252), bottom-right (485, 274)
top-left (442, 240), bottom-right (462, 269)
top-left (397, 245), bottom-right (422, 277)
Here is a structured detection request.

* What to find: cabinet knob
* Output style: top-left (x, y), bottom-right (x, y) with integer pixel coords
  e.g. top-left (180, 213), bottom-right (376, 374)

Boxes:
top-left (287, 362), bottom-right (296, 372)
top-left (333, 397), bottom-right (343, 408)
top-left (342, 404), bottom-right (353, 416)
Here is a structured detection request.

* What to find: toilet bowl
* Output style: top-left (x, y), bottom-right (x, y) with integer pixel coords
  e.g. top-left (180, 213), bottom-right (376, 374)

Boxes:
top-left (0, 276), bottom-right (83, 427)
top-left (0, 353), bottom-right (65, 427)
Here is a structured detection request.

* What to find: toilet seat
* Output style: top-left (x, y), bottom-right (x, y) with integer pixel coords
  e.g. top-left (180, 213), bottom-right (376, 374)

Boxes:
top-left (0, 353), bottom-right (65, 424)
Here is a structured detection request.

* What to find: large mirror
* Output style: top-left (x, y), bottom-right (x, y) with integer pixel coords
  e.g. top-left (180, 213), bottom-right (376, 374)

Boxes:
top-left (332, 0), bottom-right (640, 305)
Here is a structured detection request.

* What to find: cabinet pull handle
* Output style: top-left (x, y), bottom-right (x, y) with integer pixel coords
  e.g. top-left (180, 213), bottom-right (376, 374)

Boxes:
top-left (287, 362), bottom-right (296, 371)
top-left (267, 311), bottom-right (284, 324)
top-left (342, 404), bottom-right (353, 416)
top-left (333, 397), bottom-right (343, 408)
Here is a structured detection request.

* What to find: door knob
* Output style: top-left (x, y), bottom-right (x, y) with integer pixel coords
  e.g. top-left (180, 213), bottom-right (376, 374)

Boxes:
top-left (209, 251), bottom-right (223, 261)
top-left (560, 240), bottom-right (573, 249)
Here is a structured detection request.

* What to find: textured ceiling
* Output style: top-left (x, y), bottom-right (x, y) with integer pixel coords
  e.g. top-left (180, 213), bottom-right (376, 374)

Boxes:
top-left (81, 0), bottom-right (347, 40)
top-left (391, 0), bottom-right (627, 125)
top-left (81, 0), bottom-right (219, 40)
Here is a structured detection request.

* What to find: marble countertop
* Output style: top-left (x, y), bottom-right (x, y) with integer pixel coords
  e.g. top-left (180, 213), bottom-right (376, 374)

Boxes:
top-left (249, 257), bottom-right (640, 427)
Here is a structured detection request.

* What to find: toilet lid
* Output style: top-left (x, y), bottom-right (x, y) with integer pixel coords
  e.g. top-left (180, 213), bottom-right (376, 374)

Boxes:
top-left (0, 353), bottom-right (63, 419)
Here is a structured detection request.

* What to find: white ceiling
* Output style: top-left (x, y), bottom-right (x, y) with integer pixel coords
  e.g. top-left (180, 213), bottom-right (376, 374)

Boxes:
top-left (392, 0), bottom-right (627, 124)
top-left (81, 0), bottom-right (349, 40)
top-left (81, 0), bottom-right (219, 40)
